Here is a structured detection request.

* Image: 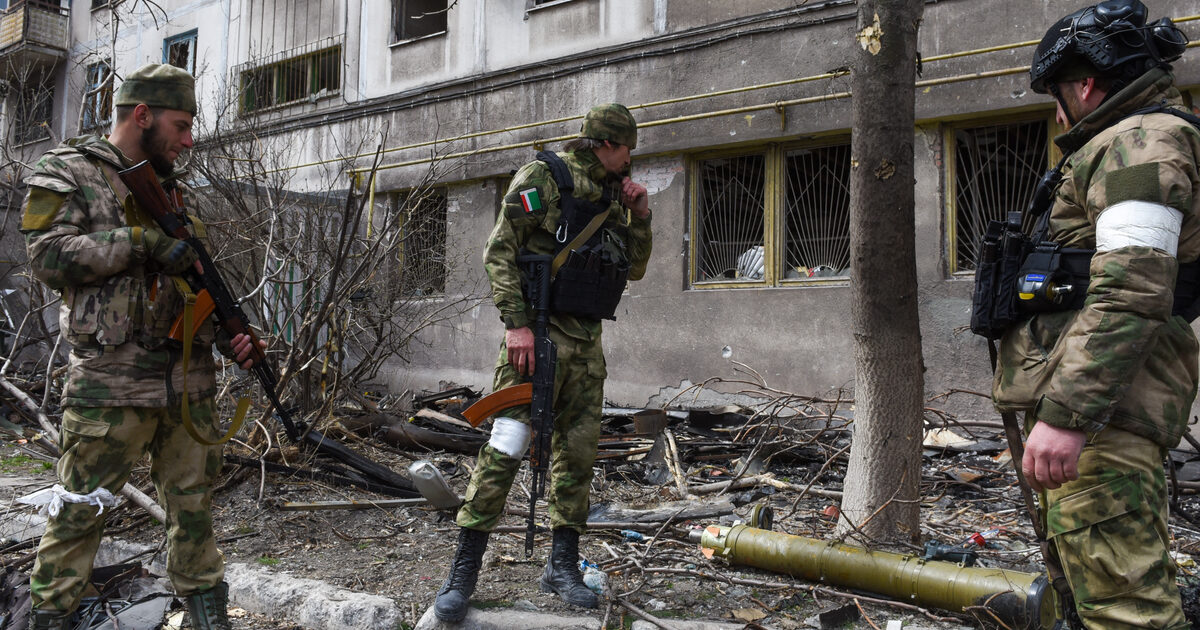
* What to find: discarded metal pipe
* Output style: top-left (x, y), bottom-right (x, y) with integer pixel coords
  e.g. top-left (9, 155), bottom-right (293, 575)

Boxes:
top-left (694, 525), bottom-right (1059, 630)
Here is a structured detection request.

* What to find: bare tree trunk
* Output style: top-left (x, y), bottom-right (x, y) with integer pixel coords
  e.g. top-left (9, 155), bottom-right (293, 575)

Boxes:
top-left (837, 0), bottom-right (926, 544)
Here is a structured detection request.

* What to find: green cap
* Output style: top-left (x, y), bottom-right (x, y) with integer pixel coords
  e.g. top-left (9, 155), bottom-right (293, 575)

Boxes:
top-left (580, 103), bottom-right (637, 150)
top-left (114, 63), bottom-right (196, 115)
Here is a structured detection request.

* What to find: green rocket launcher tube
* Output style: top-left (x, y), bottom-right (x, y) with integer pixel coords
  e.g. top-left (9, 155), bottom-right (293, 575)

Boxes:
top-left (696, 525), bottom-right (1060, 629)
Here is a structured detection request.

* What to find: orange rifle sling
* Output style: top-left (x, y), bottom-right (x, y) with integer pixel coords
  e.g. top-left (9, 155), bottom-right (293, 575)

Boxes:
top-left (461, 383), bottom-right (533, 427)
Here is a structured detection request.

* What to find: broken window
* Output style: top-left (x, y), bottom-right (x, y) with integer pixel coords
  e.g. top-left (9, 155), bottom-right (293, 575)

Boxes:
top-left (238, 43), bottom-right (341, 113)
top-left (164, 30), bottom-right (198, 75)
top-left (783, 142), bottom-right (851, 280)
top-left (391, 0), bottom-right (447, 42)
top-left (14, 85), bottom-right (52, 145)
top-left (693, 153), bottom-right (765, 284)
top-left (950, 118), bottom-right (1051, 273)
top-left (691, 140), bottom-right (853, 287)
top-left (81, 60), bottom-right (112, 132)
top-left (386, 190), bottom-right (447, 299)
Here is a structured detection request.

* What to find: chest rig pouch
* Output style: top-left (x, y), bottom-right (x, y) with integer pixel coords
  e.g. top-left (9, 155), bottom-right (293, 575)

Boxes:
top-left (971, 105), bottom-right (1200, 340)
top-left (536, 151), bottom-right (631, 321)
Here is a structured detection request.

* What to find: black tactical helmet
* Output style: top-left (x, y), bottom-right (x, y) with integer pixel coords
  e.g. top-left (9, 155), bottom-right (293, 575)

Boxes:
top-left (1030, 0), bottom-right (1188, 94)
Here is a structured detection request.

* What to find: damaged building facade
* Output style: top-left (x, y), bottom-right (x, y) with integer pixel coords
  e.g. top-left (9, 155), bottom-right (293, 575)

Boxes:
top-left (2, 0), bottom-right (1200, 419)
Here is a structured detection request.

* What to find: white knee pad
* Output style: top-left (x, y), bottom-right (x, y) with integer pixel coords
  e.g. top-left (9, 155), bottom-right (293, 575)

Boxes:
top-left (489, 416), bottom-right (531, 458)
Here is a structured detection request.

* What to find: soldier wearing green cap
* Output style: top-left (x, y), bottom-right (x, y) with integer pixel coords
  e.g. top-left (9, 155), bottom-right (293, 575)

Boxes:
top-left (433, 103), bottom-right (653, 622)
top-left (20, 63), bottom-right (261, 630)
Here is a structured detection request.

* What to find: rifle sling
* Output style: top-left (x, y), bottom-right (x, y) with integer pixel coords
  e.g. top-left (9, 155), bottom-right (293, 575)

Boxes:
top-left (550, 210), bottom-right (609, 278)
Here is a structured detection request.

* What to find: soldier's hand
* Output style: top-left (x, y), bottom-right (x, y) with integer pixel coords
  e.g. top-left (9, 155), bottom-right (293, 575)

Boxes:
top-left (621, 177), bottom-right (650, 219)
top-left (143, 229), bottom-right (199, 275)
top-left (1021, 421), bottom-right (1087, 492)
top-left (505, 326), bottom-right (536, 376)
top-left (231, 333), bottom-right (267, 370)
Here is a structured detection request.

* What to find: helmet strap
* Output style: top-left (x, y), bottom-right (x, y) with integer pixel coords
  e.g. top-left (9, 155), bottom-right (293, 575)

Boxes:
top-left (1047, 82), bottom-right (1078, 128)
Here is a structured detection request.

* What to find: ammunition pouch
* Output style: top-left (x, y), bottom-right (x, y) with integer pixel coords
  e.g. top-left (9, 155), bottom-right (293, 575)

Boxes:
top-left (535, 150), bottom-right (630, 321)
top-left (971, 213), bottom-right (1200, 340)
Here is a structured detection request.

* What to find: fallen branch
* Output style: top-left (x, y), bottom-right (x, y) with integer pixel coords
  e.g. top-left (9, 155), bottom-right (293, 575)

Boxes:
top-left (614, 596), bottom-right (683, 630)
top-left (1, 374), bottom-right (167, 523)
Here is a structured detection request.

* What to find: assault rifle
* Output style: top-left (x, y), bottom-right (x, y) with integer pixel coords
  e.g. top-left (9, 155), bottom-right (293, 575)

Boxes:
top-left (118, 161), bottom-right (415, 496)
top-left (517, 253), bottom-right (557, 557)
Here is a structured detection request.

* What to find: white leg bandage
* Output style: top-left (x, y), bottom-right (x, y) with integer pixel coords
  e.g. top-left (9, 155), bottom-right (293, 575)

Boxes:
top-left (1096, 201), bottom-right (1183, 256)
top-left (489, 416), bottom-right (531, 458)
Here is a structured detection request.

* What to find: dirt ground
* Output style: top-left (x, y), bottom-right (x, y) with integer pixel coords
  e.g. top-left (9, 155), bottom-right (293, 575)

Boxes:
top-left (5, 409), bottom-right (1200, 630)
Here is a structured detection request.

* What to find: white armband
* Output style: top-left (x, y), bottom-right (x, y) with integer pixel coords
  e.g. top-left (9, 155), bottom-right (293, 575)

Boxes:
top-left (1095, 200), bottom-right (1183, 256)
top-left (489, 416), bottom-right (531, 458)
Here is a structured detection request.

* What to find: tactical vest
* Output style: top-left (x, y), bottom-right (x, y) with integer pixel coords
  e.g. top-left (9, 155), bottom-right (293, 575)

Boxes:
top-left (536, 150), bottom-right (631, 321)
top-left (971, 105), bottom-right (1200, 339)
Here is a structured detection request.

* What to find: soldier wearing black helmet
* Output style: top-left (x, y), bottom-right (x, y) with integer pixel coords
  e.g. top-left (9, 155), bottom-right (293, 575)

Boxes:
top-left (993, 1), bottom-right (1195, 627)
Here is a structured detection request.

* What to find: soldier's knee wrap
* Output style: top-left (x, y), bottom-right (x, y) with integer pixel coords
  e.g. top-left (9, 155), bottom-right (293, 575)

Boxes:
top-left (489, 416), bottom-right (530, 458)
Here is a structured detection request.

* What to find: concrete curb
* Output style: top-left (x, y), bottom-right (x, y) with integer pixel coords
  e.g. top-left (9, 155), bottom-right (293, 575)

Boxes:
top-left (95, 539), bottom-right (403, 630)
top-left (413, 604), bottom-right (601, 629)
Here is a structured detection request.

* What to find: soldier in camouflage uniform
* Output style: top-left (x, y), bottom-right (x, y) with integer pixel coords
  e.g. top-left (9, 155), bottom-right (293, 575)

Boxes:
top-left (993, 2), bottom-right (1193, 627)
top-left (434, 104), bottom-right (653, 623)
top-left (20, 64), bottom-right (260, 630)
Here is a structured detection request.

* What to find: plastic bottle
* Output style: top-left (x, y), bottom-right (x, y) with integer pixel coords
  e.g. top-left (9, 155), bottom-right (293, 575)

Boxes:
top-left (963, 527), bottom-right (1003, 547)
top-left (580, 560), bottom-right (607, 595)
top-left (407, 460), bottom-right (461, 510)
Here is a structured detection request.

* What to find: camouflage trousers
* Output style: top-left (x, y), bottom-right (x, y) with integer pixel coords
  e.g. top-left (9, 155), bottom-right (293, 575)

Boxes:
top-left (31, 400), bottom-right (226, 612)
top-left (1041, 425), bottom-right (1187, 629)
top-left (456, 326), bottom-right (606, 533)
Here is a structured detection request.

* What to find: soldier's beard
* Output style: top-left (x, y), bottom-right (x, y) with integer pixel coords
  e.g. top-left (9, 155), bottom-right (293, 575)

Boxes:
top-left (139, 122), bottom-right (175, 177)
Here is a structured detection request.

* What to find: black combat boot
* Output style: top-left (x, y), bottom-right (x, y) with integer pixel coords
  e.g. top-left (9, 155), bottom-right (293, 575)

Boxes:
top-left (185, 581), bottom-right (232, 630)
top-left (434, 528), bottom-right (489, 622)
top-left (27, 609), bottom-right (71, 630)
top-left (538, 528), bottom-right (598, 608)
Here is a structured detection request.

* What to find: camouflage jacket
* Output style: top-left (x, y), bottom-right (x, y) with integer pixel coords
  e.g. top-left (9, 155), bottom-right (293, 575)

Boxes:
top-left (993, 69), bottom-right (1200, 448)
top-left (483, 149), bottom-right (653, 342)
top-left (21, 135), bottom-right (221, 408)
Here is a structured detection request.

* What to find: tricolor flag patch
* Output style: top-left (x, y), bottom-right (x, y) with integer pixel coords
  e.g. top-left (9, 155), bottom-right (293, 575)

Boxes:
top-left (519, 188), bottom-right (542, 214)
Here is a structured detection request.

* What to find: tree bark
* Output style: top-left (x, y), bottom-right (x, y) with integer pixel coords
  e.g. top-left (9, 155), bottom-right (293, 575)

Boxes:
top-left (837, 0), bottom-right (927, 544)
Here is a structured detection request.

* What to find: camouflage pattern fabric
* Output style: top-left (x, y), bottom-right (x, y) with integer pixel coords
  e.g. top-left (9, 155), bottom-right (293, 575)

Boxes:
top-left (21, 135), bottom-right (221, 408)
top-left (31, 400), bottom-right (225, 611)
top-left (456, 327), bottom-right (606, 532)
top-left (460, 147), bottom-right (653, 533)
top-left (580, 103), bottom-right (638, 149)
top-left (113, 63), bottom-right (197, 115)
top-left (994, 68), bottom-right (1193, 625)
top-left (482, 148), bottom-right (652, 337)
top-left (1042, 424), bottom-right (1188, 629)
top-left (994, 69), bottom-right (1200, 447)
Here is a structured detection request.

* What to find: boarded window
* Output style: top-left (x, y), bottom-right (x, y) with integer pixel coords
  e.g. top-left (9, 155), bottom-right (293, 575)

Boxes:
top-left (951, 119), bottom-right (1050, 272)
top-left (391, 0), bottom-right (447, 42)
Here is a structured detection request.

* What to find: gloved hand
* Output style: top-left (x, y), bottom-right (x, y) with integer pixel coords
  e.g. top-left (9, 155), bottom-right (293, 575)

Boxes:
top-left (142, 229), bottom-right (198, 275)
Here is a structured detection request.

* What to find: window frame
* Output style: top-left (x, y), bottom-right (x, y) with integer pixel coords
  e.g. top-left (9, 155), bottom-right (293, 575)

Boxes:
top-left (13, 84), bottom-right (53, 145)
top-left (688, 136), bottom-right (853, 289)
top-left (238, 43), bottom-right (342, 115)
top-left (163, 29), bottom-right (198, 75)
top-left (390, 0), bottom-right (448, 44)
top-left (943, 113), bottom-right (1060, 276)
top-left (81, 59), bottom-right (113, 132)
top-left (386, 188), bottom-right (449, 300)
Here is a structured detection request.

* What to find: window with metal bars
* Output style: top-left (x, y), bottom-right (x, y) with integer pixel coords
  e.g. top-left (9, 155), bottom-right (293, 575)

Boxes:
top-left (949, 118), bottom-right (1051, 273)
top-left (388, 190), bottom-right (448, 298)
top-left (81, 60), bottom-right (112, 132)
top-left (391, 0), bottom-right (447, 42)
top-left (14, 85), bottom-right (52, 144)
top-left (691, 139), bottom-right (852, 287)
top-left (239, 45), bottom-right (341, 113)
